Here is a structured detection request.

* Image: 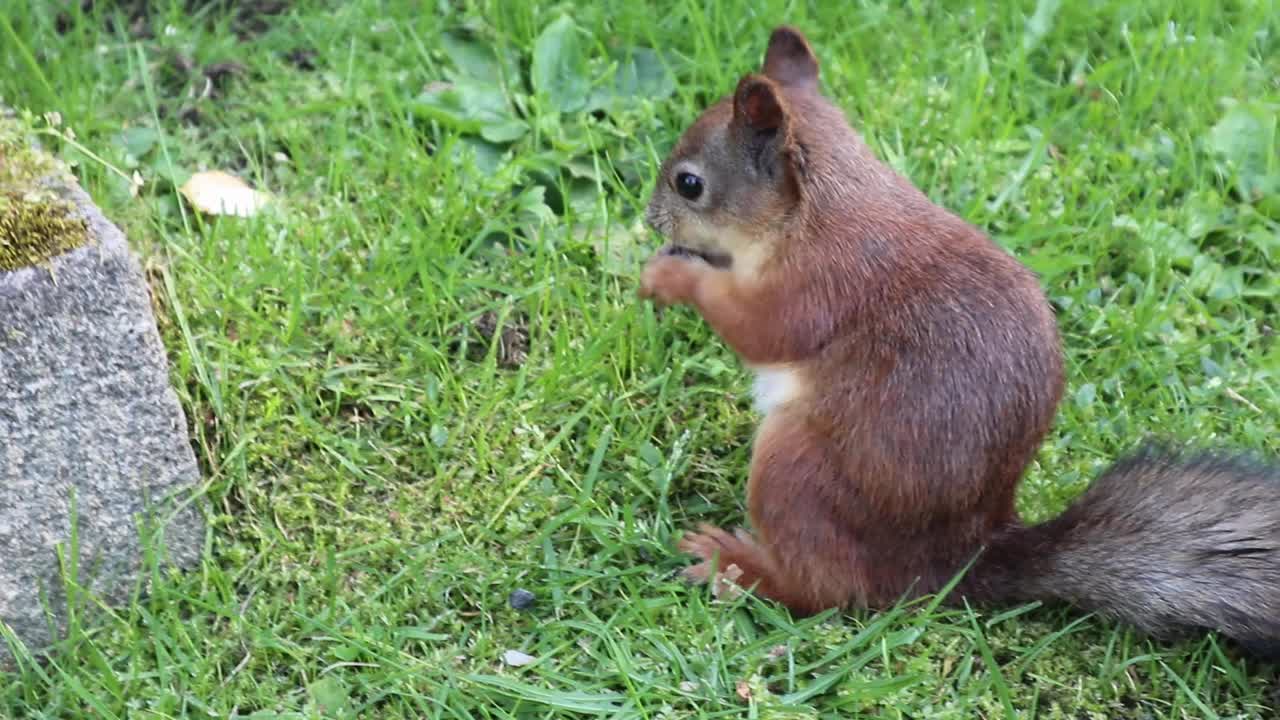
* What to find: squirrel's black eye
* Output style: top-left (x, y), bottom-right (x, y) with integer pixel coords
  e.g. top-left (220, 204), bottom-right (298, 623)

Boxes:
top-left (675, 172), bottom-right (704, 201)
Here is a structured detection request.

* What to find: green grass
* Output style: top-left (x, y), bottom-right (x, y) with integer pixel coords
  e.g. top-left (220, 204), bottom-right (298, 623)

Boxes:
top-left (2, 0), bottom-right (1278, 717)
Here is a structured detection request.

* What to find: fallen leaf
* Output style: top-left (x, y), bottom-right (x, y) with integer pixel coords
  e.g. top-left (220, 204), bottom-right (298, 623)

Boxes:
top-left (502, 649), bottom-right (536, 667)
top-left (179, 170), bottom-right (270, 217)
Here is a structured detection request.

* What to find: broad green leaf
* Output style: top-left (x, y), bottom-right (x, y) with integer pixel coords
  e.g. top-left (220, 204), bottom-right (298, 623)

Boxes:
top-left (441, 31), bottom-right (519, 82)
top-left (479, 120), bottom-right (528, 143)
top-left (1208, 266), bottom-right (1245, 301)
top-left (1207, 103), bottom-right (1278, 201)
top-left (1188, 255), bottom-right (1229, 300)
top-left (618, 48), bottom-right (674, 100)
top-left (565, 177), bottom-right (599, 218)
top-left (520, 147), bottom-right (575, 180)
top-left (414, 78), bottom-right (528, 143)
top-left (147, 154), bottom-right (190, 187)
top-left (586, 47), bottom-right (676, 113)
top-left (1242, 224), bottom-right (1278, 260)
top-left (1112, 214), bottom-right (1199, 271)
top-left (1180, 192), bottom-right (1234, 240)
top-left (565, 157), bottom-right (599, 181)
top-left (307, 676), bottom-right (352, 719)
top-left (515, 184), bottom-right (555, 226)
top-left (453, 137), bottom-right (506, 174)
top-left (116, 126), bottom-right (159, 158)
top-left (1074, 383), bottom-right (1096, 408)
top-left (532, 16), bottom-right (590, 114)
top-left (1201, 356), bottom-right (1226, 378)
top-left (415, 80), bottom-right (505, 127)
top-left (430, 424), bottom-right (448, 447)
top-left (637, 441), bottom-right (662, 467)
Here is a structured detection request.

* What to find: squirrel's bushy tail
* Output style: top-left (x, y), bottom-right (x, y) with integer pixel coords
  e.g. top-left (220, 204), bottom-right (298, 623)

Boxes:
top-left (966, 446), bottom-right (1280, 658)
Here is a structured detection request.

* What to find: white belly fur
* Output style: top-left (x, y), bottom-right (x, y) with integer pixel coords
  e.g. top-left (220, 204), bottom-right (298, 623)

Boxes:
top-left (751, 366), bottom-right (803, 415)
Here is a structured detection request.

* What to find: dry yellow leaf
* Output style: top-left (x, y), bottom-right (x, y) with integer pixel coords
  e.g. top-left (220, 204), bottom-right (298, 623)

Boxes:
top-left (179, 170), bottom-right (269, 217)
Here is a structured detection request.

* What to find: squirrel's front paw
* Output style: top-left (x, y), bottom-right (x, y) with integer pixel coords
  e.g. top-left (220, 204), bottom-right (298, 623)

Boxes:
top-left (639, 254), bottom-right (704, 306)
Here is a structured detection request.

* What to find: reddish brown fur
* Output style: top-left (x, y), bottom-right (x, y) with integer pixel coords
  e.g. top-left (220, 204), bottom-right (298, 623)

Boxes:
top-left (643, 26), bottom-right (1064, 610)
top-left (641, 28), bottom-right (1280, 658)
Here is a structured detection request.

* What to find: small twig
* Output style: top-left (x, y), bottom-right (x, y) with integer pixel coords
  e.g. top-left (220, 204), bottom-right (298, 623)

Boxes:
top-left (1223, 387), bottom-right (1262, 414)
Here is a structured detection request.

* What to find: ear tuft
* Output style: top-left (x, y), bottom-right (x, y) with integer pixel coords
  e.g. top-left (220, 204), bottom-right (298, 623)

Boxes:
top-left (762, 26), bottom-right (819, 90)
top-left (733, 74), bottom-right (788, 132)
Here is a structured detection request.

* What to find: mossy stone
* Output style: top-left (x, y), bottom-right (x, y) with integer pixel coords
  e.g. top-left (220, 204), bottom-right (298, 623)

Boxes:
top-left (0, 113), bottom-right (91, 271)
top-left (1, 106), bottom-right (204, 666)
top-left (0, 195), bottom-right (91, 272)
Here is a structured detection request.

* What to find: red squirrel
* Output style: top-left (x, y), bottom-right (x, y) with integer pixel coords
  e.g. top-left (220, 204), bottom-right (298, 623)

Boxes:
top-left (639, 26), bottom-right (1280, 656)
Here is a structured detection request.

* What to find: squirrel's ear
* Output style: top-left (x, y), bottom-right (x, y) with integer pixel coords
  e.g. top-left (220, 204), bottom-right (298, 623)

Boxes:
top-left (732, 74), bottom-right (801, 190)
top-left (762, 26), bottom-right (819, 90)
top-left (733, 74), bottom-right (789, 133)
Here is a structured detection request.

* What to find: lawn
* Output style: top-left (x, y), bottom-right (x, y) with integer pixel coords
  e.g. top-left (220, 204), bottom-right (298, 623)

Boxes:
top-left (2, 0), bottom-right (1278, 717)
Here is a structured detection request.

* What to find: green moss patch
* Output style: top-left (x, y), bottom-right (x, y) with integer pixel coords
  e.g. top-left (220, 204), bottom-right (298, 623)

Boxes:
top-left (0, 114), bottom-right (90, 271)
top-left (0, 194), bottom-right (90, 271)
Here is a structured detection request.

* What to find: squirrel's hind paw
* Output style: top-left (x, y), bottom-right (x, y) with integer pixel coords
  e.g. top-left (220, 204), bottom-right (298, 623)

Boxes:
top-left (678, 524), bottom-right (765, 599)
top-left (683, 561), bottom-right (745, 599)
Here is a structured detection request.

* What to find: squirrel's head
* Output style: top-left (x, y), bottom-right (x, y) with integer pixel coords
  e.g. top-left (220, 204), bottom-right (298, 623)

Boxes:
top-left (645, 26), bottom-right (822, 271)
